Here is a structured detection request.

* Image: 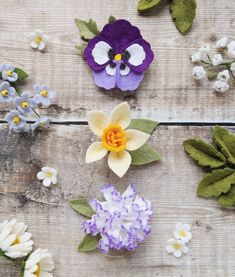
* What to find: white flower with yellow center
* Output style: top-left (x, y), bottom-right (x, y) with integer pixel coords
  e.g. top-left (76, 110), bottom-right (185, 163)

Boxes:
top-left (23, 248), bottom-right (54, 277)
top-left (28, 30), bottom-right (49, 51)
top-left (166, 238), bottom-right (188, 258)
top-left (37, 167), bottom-right (58, 187)
top-left (0, 219), bottom-right (33, 259)
top-left (174, 223), bottom-right (192, 243)
top-left (85, 102), bottom-right (150, 177)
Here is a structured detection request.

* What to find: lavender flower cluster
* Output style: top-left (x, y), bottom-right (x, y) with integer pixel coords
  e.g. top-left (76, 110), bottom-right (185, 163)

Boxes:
top-left (83, 184), bottom-right (153, 254)
top-left (0, 64), bottom-right (55, 133)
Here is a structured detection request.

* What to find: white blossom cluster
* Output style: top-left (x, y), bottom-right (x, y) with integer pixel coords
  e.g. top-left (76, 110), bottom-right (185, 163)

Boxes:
top-left (191, 37), bottom-right (235, 93)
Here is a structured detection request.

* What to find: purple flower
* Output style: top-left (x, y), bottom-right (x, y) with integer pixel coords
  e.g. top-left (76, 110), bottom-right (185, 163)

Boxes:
top-left (0, 64), bottom-right (18, 82)
top-left (5, 109), bottom-right (28, 133)
top-left (14, 92), bottom-right (36, 114)
top-left (84, 19), bottom-right (154, 91)
top-left (0, 82), bottom-right (16, 103)
top-left (83, 184), bottom-right (153, 254)
top-left (33, 84), bottom-right (55, 107)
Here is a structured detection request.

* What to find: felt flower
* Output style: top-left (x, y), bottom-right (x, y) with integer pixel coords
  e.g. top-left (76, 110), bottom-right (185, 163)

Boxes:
top-left (85, 102), bottom-right (150, 177)
top-left (28, 29), bottom-right (49, 51)
top-left (31, 116), bottom-right (52, 131)
top-left (0, 219), bottom-right (33, 259)
top-left (0, 81), bottom-right (16, 103)
top-left (83, 184), bottom-right (152, 254)
top-left (174, 223), bottom-right (192, 243)
top-left (33, 84), bottom-right (55, 107)
top-left (84, 19), bottom-right (154, 91)
top-left (37, 167), bottom-right (58, 187)
top-left (23, 248), bottom-right (54, 277)
top-left (230, 62), bottom-right (235, 72)
top-left (166, 238), bottom-right (188, 258)
top-left (5, 110), bottom-right (27, 133)
top-left (217, 70), bottom-right (230, 82)
top-left (214, 80), bottom-right (229, 93)
top-left (227, 41), bottom-right (235, 57)
top-left (198, 43), bottom-right (211, 54)
top-left (216, 37), bottom-right (228, 49)
top-left (211, 54), bottom-right (223, 66)
top-left (192, 66), bottom-right (206, 80)
top-left (0, 64), bottom-right (18, 82)
top-left (14, 92), bottom-right (36, 114)
top-left (190, 52), bottom-right (201, 63)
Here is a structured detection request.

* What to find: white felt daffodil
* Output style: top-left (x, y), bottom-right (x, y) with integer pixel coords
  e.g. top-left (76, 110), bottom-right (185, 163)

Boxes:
top-left (37, 167), bottom-right (58, 187)
top-left (86, 102), bottom-right (150, 177)
top-left (174, 223), bottom-right (192, 243)
top-left (166, 238), bottom-right (188, 258)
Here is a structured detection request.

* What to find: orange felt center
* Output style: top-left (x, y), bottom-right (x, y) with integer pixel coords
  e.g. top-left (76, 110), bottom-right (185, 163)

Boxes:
top-left (101, 124), bottom-right (126, 152)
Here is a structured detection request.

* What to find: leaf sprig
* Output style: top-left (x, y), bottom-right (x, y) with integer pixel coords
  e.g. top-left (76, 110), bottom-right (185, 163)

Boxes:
top-left (183, 126), bottom-right (235, 207)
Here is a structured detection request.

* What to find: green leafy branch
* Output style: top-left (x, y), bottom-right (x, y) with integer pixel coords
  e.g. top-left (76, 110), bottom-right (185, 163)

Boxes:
top-left (183, 126), bottom-right (235, 207)
top-left (137, 0), bottom-right (197, 34)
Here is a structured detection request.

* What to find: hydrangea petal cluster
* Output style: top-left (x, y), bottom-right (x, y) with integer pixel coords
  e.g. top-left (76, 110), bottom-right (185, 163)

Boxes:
top-left (83, 184), bottom-right (153, 254)
top-left (84, 19), bottom-right (154, 91)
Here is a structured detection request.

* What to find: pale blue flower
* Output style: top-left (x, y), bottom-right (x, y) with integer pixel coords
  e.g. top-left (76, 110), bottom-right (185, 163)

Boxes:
top-left (5, 110), bottom-right (27, 133)
top-left (31, 116), bottom-right (52, 131)
top-left (14, 92), bottom-right (36, 114)
top-left (0, 64), bottom-right (18, 82)
top-left (34, 84), bottom-right (55, 107)
top-left (0, 82), bottom-right (16, 103)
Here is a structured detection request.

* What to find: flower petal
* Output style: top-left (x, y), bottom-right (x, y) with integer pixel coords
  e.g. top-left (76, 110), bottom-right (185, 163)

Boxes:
top-left (111, 102), bottom-right (131, 129)
top-left (174, 250), bottom-right (182, 258)
top-left (43, 178), bottom-right (52, 187)
top-left (125, 43), bottom-right (146, 66)
top-left (125, 129), bottom-right (150, 151)
top-left (87, 111), bottom-right (110, 136)
top-left (105, 64), bottom-right (116, 76)
top-left (37, 171), bottom-right (46, 180)
top-left (108, 150), bottom-right (131, 177)
top-left (86, 142), bottom-right (108, 163)
top-left (92, 41), bottom-right (112, 65)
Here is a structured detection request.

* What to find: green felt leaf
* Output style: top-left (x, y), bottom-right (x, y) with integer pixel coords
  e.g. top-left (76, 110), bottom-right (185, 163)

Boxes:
top-left (69, 198), bottom-right (95, 218)
top-left (14, 68), bottom-right (29, 80)
top-left (183, 139), bottom-right (226, 169)
top-left (75, 42), bottom-right (87, 56)
top-left (170, 0), bottom-right (197, 34)
top-left (75, 18), bottom-right (100, 41)
top-left (137, 0), bottom-right (162, 12)
top-left (108, 15), bottom-right (116, 23)
top-left (213, 126), bottom-right (235, 166)
top-left (130, 143), bottom-right (161, 165)
top-left (207, 71), bottom-right (218, 80)
top-left (197, 168), bottom-right (235, 198)
top-left (78, 234), bottom-right (101, 252)
top-left (128, 119), bottom-right (159, 135)
top-left (0, 249), bottom-right (4, 257)
top-left (218, 186), bottom-right (235, 207)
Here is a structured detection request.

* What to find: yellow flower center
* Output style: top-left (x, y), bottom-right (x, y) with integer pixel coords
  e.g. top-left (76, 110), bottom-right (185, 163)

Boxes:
top-left (46, 172), bottom-right (53, 178)
top-left (179, 230), bottom-right (186, 237)
top-left (34, 263), bottom-right (41, 277)
top-left (173, 243), bottom-right (181, 250)
top-left (101, 124), bottom-right (126, 152)
top-left (6, 70), bottom-right (13, 77)
top-left (21, 101), bottom-right (29, 109)
top-left (114, 53), bottom-right (122, 61)
top-left (12, 236), bottom-right (20, 245)
top-left (35, 36), bottom-right (42, 44)
top-left (40, 90), bottom-right (48, 97)
top-left (13, 116), bottom-right (20, 125)
top-left (1, 89), bottom-right (8, 96)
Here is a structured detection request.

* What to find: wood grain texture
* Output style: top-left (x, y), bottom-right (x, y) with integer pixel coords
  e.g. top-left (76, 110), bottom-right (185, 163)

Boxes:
top-left (1, 125), bottom-right (235, 277)
top-left (0, 0), bottom-right (234, 122)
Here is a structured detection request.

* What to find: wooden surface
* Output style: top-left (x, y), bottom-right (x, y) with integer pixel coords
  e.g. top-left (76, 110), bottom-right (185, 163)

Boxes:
top-left (0, 0), bottom-right (235, 276)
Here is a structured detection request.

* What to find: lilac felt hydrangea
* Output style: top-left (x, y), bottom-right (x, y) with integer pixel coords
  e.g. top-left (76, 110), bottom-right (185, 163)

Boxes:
top-left (84, 19), bottom-right (154, 91)
top-left (83, 184), bottom-right (152, 254)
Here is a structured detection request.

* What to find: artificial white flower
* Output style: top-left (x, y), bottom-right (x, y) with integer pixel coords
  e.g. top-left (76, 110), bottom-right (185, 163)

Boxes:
top-left (211, 54), bottom-right (223, 66)
top-left (28, 29), bottom-right (49, 51)
top-left (214, 80), bottom-right (229, 93)
top-left (174, 223), bottom-right (192, 243)
top-left (192, 66), bottom-right (206, 80)
top-left (23, 248), bottom-right (54, 277)
top-left (85, 102), bottom-right (150, 177)
top-left (0, 219), bottom-right (33, 259)
top-left (199, 43), bottom-right (211, 54)
top-left (230, 62), bottom-right (235, 72)
top-left (190, 52), bottom-right (201, 63)
top-left (217, 70), bottom-right (230, 82)
top-left (227, 41), bottom-right (235, 57)
top-left (37, 167), bottom-right (58, 187)
top-left (216, 37), bottom-right (228, 49)
top-left (166, 238), bottom-right (188, 258)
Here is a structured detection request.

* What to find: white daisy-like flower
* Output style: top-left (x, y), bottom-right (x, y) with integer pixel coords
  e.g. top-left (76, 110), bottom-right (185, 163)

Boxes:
top-left (37, 167), bottom-right (58, 187)
top-left (85, 102), bottom-right (150, 177)
top-left (28, 29), bottom-right (49, 51)
top-left (192, 66), bottom-right (206, 80)
top-left (217, 70), bottom-right (230, 82)
top-left (0, 219), bottom-right (33, 259)
top-left (23, 248), bottom-right (54, 277)
top-left (174, 223), bottom-right (192, 243)
top-left (190, 52), bottom-right (201, 63)
top-left (214, 80), bottom-right (229, 93)
top-left (227, 41), bottom-right (235, 57)
top-left (211, 54), bottom-right (223, 66)
top-left (216, 37), bottom-right (228, 49)
top-left (166, 238), bottom-right (188, 258)
top-left (199, 43), bottom-right (211, 54)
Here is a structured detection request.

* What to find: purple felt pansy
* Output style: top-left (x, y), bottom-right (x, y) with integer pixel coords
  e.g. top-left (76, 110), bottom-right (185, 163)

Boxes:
top-left (84, 19), bottom-right (154, 91)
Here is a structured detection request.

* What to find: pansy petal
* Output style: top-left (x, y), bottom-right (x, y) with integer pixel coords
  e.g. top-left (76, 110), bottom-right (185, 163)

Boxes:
top-left (111, 102), bottom-right (131, 129)
top-left (108, 150), bottom-right (131, 177)
top-left (92, 69), bottom-right (116, 90)
top-left (116, 69), bottom-right (144, 91)
top-left (120, 64), bottom-right (130, 76)
top-left (92, 41), bottom-right (112, 65)
top-left (105, 64), bottom-right (116, 76)
top-left (125, 44), bottom-right (146, 66)
top-left (125, 129), bottom-right (150, 151)
top-left (86, 142), bottom-right (108, 163)
top-left (87, 111), bottom-right (110, 136)
top-left (174, 250), bottom-right (182, 258)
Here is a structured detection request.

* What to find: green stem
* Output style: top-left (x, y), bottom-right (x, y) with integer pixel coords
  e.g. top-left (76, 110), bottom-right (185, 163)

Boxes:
top-left (207, 54), bottom-right (212, 63)
top-left (201, 59), bottom-right (212, 66)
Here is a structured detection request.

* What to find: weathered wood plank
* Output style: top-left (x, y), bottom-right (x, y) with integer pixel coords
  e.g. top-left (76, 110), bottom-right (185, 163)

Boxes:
top-left (0, 0), bottom-right (234, 122)
top-left (1, 125), bottom-right (235, 276)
